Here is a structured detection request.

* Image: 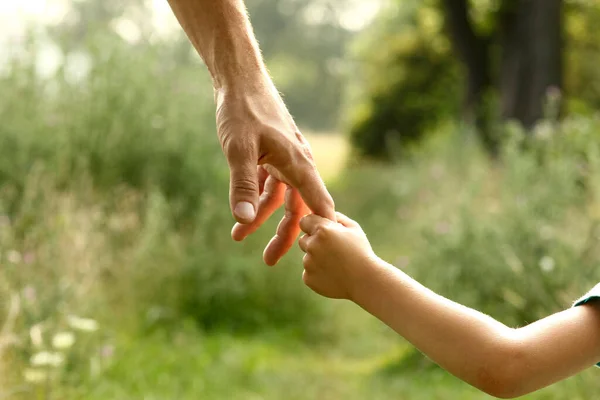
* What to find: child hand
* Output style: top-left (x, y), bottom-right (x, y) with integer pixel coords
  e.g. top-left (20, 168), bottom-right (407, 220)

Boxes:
top-left (298, 212), bottom-right (377, 300)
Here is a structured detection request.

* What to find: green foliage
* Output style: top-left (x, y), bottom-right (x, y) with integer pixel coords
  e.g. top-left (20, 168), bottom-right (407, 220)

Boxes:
top-left (410, 119), bottom-right (600, 325)
top-left (0, 32), bottom-right (322, 342)
top-left (565, 1), bottom-right (600, 115)
top-left (247, 0), bottom-right (353, 130)
top-left (6, 3), bottom-right (600, 397)
top-left (337, 116), bottom-right (600, 328)
top-left (346, 4), bottom-right (461, 159)
top-left (348, 0), bottom-right (600, 159)
top-left (46, 0), bottom-right (354, 131)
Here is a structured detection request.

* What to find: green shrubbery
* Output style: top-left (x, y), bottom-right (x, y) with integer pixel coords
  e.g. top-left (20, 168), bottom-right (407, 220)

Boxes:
top-left (337, 116), bottom-right (600, 328)
top-left (4, 22), bottom-right (600, 399)
top-left (0, 34), bottom-right (322, 350)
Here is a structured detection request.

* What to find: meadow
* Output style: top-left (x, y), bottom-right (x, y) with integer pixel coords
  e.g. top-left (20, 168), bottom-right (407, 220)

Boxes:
top-left (3, 34), bottom-right (600, 400)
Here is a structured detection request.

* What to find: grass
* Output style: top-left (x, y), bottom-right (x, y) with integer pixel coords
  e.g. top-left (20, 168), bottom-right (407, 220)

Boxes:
top-left (42, 317), bottom-right (600, 399)
top-left (4, 127), bottom-right (600, 399)
top-left (3, 34), bottom-right (600, 398)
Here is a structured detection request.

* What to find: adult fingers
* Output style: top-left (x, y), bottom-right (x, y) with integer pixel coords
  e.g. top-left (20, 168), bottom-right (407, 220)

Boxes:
top-left (231, 175), bottom-right (285, 241)
top-left (263, 186), bottom-right (308, 266)
top-left (257, 165), bottom-right (269, 194)
top-left (269, 132), bottom-right (336, 221)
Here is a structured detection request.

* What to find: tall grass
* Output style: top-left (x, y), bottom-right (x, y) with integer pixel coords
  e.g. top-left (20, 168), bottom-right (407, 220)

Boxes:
top-left (0, 32), bottom-right (326, 397)
top-left (3, 29), bottom-right (600, 399)
top-left (336, 117), bottom-right (600, 327)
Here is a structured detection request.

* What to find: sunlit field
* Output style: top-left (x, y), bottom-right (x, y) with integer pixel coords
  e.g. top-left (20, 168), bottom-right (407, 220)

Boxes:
top-left (3, 0), bottom-right (600, 398)
top-left (304, 132), bottom-right (350, 182)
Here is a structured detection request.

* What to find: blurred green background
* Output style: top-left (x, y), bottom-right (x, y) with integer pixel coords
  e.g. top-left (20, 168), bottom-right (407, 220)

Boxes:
top-left (2, 0), bottom-right (600, 398)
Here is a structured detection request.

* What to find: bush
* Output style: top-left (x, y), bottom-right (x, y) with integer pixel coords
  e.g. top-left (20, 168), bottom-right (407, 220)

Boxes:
top-left (336, 116), bottom-right (600, 326)
top-left (345, 4), bottom-right (461, 160)
top-left (0, 32), bottom-right (323, 347)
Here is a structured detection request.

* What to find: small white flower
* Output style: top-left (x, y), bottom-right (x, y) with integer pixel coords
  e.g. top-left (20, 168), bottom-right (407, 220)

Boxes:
top-left (539, 256), bottom-right (555, 273)
top-left (0, 215), bottom-right (10, 226)
top-left (7, 250), bottom-right (22, 264)
top-left (67, 315), bottom-right (98, 332)
top-left (30, 351), bottom-right (64, 367)
top-left (22, 286), bottom-right (37, 302)
top-left (100, 344), bottom-right (115, 359)
top-left (29, 324), bottom-right (44, 348)
top-left (534, 121), bottom-right (554, 140)
top-left (52, 332), bottom-right (75, 349)
top-left (539, 225), bottom-right (553, 240)
top-left (151, 114), bottom-right (165, 129)
top-left (23, 368), bottom-right (47, 383)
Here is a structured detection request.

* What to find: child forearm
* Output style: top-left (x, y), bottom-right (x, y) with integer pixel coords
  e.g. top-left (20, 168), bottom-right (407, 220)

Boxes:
top-left (298, 213), bottom-right (600, 398)
top-left (352, 258), bottom-right (600, 398)
top-left (351, 258), bottom-right (525, 397)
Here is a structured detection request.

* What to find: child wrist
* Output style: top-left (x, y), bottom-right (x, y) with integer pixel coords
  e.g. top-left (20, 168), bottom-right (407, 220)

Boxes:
top-left (347, 253), bottom-right (382, 302)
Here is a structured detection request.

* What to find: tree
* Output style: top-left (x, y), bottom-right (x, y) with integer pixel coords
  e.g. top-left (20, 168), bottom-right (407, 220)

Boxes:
top-left (350, 0), bottom-right (571, 158)
top-left (443, 0), bottom-right (563, 154)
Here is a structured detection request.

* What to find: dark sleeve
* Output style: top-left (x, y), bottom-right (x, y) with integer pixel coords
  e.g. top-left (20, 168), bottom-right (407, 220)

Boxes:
top-left (573, 283), bottom-right (600, 307)
top-left (572, 283), bottom-right (600, 368)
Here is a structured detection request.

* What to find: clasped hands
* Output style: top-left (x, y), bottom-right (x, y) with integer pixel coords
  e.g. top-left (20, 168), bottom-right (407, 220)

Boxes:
top-left (218, 81), bottom-right (377, 299)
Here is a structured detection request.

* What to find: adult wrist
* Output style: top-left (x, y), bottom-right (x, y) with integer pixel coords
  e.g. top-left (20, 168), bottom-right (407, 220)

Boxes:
top-left (216, 69), bottom-right (274, 96)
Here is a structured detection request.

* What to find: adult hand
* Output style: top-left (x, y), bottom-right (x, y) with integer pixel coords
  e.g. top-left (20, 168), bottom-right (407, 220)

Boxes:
top-left (216, 79), bottom-right (335, 265)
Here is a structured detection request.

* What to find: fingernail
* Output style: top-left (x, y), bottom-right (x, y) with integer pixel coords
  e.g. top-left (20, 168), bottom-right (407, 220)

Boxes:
top-left (234, 202), bottom-right (255, 221)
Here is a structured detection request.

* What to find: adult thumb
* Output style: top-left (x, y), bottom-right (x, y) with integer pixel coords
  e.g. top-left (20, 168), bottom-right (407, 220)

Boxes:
top-left (229, 158), bottom-right (259, 224)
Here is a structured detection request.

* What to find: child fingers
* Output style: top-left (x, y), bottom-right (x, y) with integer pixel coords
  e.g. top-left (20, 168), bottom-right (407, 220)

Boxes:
top-left (302, 253), bottom-right (315, 271)
top-left (298, 234), bottom-right (313, 253)
top-left (335, 212), bottom-right (360, 229)
top-left (299, 213), bottom-right (327, 235)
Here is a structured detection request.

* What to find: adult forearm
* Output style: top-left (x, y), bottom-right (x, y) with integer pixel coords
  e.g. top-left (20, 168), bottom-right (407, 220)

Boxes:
top-left (352, 259), bottom-right (516, 394)
top-left (167, 0), bottom-right (269, 90)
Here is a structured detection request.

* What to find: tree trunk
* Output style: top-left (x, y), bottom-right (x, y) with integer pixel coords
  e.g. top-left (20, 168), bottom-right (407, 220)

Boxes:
top-left (499, 0), bottom-right (563, 128)
top-left (442, 0), bottom-right (563, 155)
top-left (441, 0), bottom-right (494, 152)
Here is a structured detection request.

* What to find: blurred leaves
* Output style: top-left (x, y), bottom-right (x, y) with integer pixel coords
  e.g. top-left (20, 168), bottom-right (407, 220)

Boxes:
top-left (246, 0), bottom-right (356, 130)
top-left (347, 0), bottom-right (600, 159)
top-left (346, 1), bottom-right (460, 159)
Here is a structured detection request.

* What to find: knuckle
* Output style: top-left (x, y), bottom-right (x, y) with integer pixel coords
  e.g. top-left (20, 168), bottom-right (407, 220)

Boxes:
top-left (219, 127), bottom-right (236, 153)
top-left (302, 239), bottom-right (311, 252)
top-left (232, 177), bottom-right (258, 195)
top-left (293, 145), bottom-right (316, 173)
top-left (317, 223), bottom-right (333, 237)
top-left (302, 271), bottom-right (317, 291)
top-left (299, 236), bottom-right (308, 251)
top-left (314, 229), bottom-right (326, 241)
top-left (297, 138), bottom-right (314, 162)
top-left (302, 254), bottom-right (312, 268)
top-left (223, 135), bottom-right (255, 160)
top-left (275, 138), bottom-right (313, 167)
top-left (302, 271), bottom-right (311, 286)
